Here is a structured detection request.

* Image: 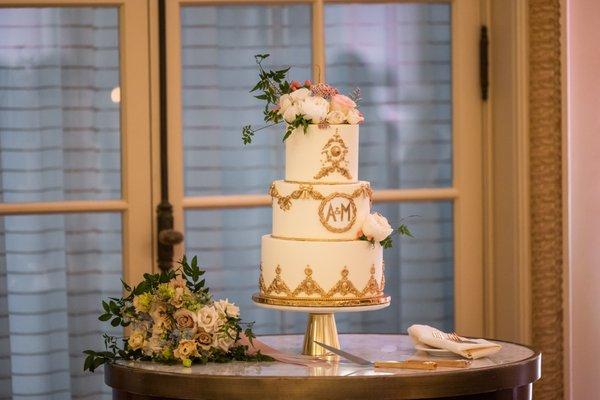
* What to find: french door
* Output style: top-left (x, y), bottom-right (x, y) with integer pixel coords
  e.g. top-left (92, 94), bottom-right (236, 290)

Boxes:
top-left (0, 1), bottom-right (152, 398)
top-left (163, 0), bottom-right (483, 336)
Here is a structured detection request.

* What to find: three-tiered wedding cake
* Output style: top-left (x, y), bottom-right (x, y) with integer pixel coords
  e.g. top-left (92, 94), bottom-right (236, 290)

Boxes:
top-left (253, 124), bottom-right (390, 308)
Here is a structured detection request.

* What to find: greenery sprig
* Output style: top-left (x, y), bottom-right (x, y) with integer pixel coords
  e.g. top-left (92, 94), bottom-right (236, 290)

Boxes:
top-left (359, 222), bottom-right (414, 249)
top-left (242, 54), bottom-right (311, 145)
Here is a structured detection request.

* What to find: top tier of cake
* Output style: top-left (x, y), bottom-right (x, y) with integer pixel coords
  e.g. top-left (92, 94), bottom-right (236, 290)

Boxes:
top-left (285, 124), bottom-right (359, 184)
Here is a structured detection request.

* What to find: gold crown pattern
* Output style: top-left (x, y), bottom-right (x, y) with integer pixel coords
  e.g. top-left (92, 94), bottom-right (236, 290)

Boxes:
top-left (259, 263), bottom-right (385, 300)
top-left (313, 130), bottom-right (352, 180)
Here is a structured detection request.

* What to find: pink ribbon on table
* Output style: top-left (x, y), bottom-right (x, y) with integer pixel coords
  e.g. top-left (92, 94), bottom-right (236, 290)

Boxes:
top-left (238, 334), bottom-right (330, 367)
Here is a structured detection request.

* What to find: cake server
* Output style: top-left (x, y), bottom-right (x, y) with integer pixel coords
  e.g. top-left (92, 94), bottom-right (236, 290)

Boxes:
top-left (313, 341), bottom-right (471, 370)
top-left (313, 341), bottom-right (436, 370)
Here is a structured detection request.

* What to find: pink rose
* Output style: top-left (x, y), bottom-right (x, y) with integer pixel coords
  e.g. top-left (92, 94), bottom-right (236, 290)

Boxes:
top-left (290, 80), bottom-right (302, 91)
top-left (330, 94), bottom-right (357, 114)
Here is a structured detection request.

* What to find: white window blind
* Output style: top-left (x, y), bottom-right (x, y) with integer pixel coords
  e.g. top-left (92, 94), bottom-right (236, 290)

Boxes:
top-left (0, 8), bottom-right (122, 399)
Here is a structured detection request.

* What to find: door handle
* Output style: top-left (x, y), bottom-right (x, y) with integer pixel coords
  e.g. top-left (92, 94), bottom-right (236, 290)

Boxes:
top-left (158, 229), bottom-right (184, 246)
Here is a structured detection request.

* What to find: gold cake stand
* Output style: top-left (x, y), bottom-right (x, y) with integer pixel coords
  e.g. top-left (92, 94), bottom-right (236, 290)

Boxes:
top-left (252, 294), bottom-right (390, 357)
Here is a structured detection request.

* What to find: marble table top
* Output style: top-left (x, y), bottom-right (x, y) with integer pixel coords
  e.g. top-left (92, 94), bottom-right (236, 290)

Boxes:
top-left (115, 333), bottom-right (535, 377)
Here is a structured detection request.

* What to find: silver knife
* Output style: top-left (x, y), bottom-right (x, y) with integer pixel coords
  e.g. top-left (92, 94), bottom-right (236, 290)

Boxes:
top-left (313, 341), bottom-right (439, 370)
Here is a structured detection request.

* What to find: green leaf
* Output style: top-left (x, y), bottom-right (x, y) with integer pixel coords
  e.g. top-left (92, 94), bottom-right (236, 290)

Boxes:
top-left (111, 317), bottom-right (121, 327)
top-left (91, 357), bottom-right (106, 372)
top-left (84, 354), bottom-right (93, 371)
top-left (98, 314), bottom-right (111, 322)
top-left (255, 53), bottom-right (270, 61)
top-left (249, 81), bottom-right (262, 92)
top-left (109, 301), bottom-right (119, 314)
top-left (120, 279), bottom-right (131, 291)
top-left (397, 224), bottom-right (414, 238)
top-left (379, 236), bottom-right (393, 249)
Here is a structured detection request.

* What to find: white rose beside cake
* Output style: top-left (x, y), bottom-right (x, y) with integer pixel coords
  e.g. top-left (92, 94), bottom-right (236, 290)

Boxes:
top-left (242, 54), bottom-right (411, 308)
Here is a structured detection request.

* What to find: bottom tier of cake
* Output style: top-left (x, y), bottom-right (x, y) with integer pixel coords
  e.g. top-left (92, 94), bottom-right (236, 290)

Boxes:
top-left (255, 234), bottom-right (388, 307)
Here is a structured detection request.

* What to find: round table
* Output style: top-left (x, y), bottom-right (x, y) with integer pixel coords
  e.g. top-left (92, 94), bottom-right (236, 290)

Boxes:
top-left (105, 334), bottom-right (541, 400)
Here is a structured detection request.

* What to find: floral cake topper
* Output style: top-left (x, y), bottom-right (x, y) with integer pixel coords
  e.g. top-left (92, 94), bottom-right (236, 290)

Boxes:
top-left (242, 54), bottom-right (364, 145)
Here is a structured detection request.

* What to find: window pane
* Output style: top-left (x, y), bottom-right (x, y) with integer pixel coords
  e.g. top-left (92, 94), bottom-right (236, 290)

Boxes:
top-left (184, 201), bottom-right (453, 335)
top-left (0, 8), bottom-right (121, 202)
top-left (325, 3), bottom-right (452, 189)
top-left (181, 5), bottom-right (311, 196)
top-left (336, 201), bottom-right (454, 333)
top-left (0, 212), bottom-right (122, 400)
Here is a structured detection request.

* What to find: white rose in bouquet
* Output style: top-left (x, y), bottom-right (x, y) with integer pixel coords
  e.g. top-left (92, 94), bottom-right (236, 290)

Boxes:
top-left (127, 330), bottom-right (147, 351)
top-left (289, 87), bottom-right (311, 102)
top-left (213, 299), bottom-right (240, 318)
top-left (298, 96), bottom-right (330, 123)
top-left (213, 331), bottom-right (236, 352)
top-left (326, 110), bottom-right (346, 124)
top-left (278, 94), bottom-right (292, 115)
top-left (283, 103), bottom-right (300, 123)
top-left (197, 305), bottom-right (220, 333)
top-left (362, 213), bottom-right (394, 242)
top-left (346, 108), bottom-right (364, 125)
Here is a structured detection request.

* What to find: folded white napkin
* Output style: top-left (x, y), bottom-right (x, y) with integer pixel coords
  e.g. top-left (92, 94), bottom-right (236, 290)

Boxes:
top-left (407, 324), bottom-right (501, 360)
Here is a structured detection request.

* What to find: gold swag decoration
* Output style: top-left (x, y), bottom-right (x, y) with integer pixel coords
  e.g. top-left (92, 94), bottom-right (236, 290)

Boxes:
top-left (258, 264), bottom-right (385, 300)
top-left (269, 182), bottom-right (372, 212)
top-left (313, 130), bottom-right (352, 180)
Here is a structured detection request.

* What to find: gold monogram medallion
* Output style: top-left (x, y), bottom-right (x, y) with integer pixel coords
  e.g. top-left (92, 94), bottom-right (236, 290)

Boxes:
top-left (318, 193), bottom-right (357, 233)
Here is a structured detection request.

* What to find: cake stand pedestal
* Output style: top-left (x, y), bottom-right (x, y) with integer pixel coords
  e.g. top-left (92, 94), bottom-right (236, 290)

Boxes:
top-left (253, 300), bottom-right (390, 357)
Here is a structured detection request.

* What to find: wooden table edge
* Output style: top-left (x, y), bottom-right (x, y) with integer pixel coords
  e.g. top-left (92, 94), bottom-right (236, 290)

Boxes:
top-left (105, 337), bottom-right (541, 400)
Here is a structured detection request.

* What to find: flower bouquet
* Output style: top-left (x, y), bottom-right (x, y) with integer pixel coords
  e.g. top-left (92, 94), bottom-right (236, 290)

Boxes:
top-left (83, 256), bottom-right (271, 372)
top-left (241, 53), bottom-right (364, 145)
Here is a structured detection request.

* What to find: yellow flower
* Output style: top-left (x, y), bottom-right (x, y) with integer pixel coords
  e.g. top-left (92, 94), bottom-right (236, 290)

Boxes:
top-left (174, 339), bottom-right (199, 361)
top-left (157, 283), bottom-right (175, 301)
top-left (161, 346), bottom-right (174, 360)
top-left (132, 292), bottom-right (153, 314)
top-left (128, 330), bottom-right (147, 351)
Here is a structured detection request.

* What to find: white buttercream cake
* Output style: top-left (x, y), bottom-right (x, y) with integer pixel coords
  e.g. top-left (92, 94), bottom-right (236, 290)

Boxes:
top-left (253, 124), bottom-right (390, 307)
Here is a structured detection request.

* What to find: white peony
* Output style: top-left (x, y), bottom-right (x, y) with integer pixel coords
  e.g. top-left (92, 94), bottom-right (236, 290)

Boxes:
top-left (213, 299), bottom-right (240, 318)
top-left (278, 94), bottom-right (292, 115)
top-left (362, 213), bottom-right (394, 242)
top-left (326, 110), bottom-right (346, 124)
top-left (197, 305), bottom-right (220, 333)
top-left (289, 87), bottom-right (311, 102)
top-left (298, 96), bottom-right (330, 123)
top-left (283, 103), bottom-right (300, 123)
top-left (346, 108), bottom-right (364, 125)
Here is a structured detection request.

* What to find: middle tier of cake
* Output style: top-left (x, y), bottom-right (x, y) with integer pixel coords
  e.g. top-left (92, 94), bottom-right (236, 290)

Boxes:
top-left (270, 180), bottom-right (372, 240)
